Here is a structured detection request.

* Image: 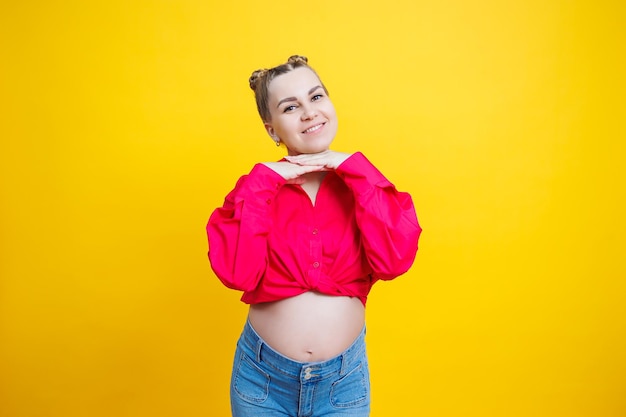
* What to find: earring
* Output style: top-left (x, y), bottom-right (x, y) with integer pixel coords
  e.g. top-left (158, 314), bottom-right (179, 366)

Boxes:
top-left (275, 140), bottom-right (280, 147)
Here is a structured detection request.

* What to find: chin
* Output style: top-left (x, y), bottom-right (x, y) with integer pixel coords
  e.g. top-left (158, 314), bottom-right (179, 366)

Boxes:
top-left (288, 133), bottom-right (335, 154)
top-left (311, 137), bottom-right (335, 152)
top-left (305, 144), bottom-right (332, 154)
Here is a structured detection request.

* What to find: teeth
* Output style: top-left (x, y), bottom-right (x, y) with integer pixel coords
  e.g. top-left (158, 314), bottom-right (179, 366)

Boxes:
top-left (304, 124), bottom-right (322, 133)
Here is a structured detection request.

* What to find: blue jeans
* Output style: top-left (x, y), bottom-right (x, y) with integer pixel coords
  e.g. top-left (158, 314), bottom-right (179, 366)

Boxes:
top-left (230, 320), bottom-right (370, 416)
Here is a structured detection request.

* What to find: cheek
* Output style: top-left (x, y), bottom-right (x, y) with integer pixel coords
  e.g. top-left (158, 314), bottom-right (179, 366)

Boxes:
top-left (275, 120), bottom-right (298, 137)
top-left (324, 103), bottom-right (337, 120)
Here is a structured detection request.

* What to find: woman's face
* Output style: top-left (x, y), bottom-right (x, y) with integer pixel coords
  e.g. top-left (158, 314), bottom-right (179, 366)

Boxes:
top-left (264, 67), bottom-right (338, 156)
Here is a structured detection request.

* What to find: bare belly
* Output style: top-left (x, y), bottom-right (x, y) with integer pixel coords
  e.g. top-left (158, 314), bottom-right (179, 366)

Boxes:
top-left (248, 291), bottom-right (365, 362)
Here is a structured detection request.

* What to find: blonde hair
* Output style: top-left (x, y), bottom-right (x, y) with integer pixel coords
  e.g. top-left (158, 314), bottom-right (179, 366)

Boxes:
top-left (249, 55), bottom-right (328, 122)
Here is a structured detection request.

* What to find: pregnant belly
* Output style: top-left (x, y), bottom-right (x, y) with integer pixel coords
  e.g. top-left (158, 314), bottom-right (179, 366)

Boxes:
top-left (247, 291), bottom-right (365, 362)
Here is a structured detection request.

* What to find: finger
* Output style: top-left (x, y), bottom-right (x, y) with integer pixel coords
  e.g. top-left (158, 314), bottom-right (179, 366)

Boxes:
top-left (296, 158), bottom-right (335, 170)
top-left (294, 164), bottom-right (326, 175)
top-left (285, 154), bottom-right (329, 166)
top-left (285, 151), bottom-right (328, 160)
top-left (285, 177), bottom-right (306, 185)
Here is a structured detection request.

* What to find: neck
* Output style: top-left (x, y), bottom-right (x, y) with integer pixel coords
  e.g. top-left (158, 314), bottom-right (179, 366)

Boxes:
top-left (302, 171), bottom-right (327, 182)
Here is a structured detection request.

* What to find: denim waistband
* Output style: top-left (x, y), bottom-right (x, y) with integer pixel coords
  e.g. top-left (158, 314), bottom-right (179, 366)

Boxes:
top-left (240, 319), bottom-right (366, 380)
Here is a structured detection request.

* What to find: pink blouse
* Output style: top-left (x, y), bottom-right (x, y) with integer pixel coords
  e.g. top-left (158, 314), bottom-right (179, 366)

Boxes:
top-left (206, 152), bottom-right (421, 305)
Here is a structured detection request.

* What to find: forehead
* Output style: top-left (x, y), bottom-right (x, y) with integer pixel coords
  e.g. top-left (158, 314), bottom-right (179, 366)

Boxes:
top-left (267, 67), bottom-right (321, 100)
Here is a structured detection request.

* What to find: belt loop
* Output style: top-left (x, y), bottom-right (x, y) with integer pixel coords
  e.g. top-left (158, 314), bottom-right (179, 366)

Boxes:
top-left (340, 351), bottom-right (347, 376)
top-left (255, 338), bottom-right (263, 363)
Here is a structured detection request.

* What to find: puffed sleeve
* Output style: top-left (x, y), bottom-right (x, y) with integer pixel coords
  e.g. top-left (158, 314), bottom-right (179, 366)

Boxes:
top-left (206, 164), bottom-right (286, 291)
top-left (335, 152), bottom-right (421, 280)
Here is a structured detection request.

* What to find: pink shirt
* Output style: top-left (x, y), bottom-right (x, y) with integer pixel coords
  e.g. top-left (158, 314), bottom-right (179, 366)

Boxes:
top-left (206, 152), bottom-right (421, 305)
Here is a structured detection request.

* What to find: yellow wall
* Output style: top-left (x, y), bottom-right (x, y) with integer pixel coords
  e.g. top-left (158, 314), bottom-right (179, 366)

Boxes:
top-left (1, 1), bottom-right (624, 416)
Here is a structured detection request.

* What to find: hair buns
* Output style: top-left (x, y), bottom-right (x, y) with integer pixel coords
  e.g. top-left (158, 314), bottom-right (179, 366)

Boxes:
top-left (287, 55), bottom-right (308, 65)
top-left (249, 69), bottom-right (268, 91)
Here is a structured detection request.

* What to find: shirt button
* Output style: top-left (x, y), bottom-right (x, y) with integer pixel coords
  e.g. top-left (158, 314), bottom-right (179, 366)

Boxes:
top-left (304, 373), bottom-right (312, 380)
top-left (312, 262), bottom-right (320, 268)
top-left (312, 228), bottom-right (318, 235)
top-left (266, 199), bottom-right (271, 205)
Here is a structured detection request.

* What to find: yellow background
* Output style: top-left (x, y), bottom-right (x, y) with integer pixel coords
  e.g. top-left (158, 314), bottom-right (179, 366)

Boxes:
top-left (1, 1), bottom-right (625, 416)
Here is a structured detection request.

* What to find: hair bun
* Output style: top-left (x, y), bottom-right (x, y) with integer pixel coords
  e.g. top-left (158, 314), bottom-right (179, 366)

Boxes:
top-left (249, 69), bottom-right (268, 91)
top-left (287, 55), bottom-right (308, 65)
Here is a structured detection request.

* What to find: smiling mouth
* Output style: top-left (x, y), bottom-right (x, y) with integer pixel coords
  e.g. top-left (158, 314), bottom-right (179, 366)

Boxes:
top-left (302, 123), bottom-right (324, 134)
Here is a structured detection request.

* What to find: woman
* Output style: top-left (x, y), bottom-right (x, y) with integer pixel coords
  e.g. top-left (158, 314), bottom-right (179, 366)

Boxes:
top-left (207, 55), bottom-right (421, 416)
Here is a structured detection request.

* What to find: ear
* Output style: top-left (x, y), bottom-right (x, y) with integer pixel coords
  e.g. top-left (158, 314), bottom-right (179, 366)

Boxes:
top-left (264, 122), bottom-right (277, 140)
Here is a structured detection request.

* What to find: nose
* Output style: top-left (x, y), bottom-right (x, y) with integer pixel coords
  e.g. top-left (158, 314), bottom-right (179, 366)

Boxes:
top-left (301, 104), bottom-right (318, 120)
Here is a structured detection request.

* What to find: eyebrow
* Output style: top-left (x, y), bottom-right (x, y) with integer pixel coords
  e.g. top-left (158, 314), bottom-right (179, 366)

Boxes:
top-left (276, 85), bottom-right (324, 108)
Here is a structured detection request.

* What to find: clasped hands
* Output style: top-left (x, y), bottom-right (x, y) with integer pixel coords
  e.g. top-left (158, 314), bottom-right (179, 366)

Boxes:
top-left (262, 150), bottom-right (351, 185)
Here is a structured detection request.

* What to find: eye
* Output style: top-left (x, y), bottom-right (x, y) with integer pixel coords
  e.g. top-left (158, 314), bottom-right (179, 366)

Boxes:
top-left (311, 94), bottom-right (324, 101)
top-left (283, 105), bottom-right (297, 113)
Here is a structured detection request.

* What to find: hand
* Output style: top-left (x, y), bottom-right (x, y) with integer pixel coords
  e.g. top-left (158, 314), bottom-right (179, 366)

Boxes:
top-left (262, 161), bottom-right (326, 184)
top-left (284, 150), bottom-right (352, 170)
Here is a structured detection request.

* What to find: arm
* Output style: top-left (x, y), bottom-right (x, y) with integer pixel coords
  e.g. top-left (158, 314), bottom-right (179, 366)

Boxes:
top-left (206, 164), bottom-right (286, 291)
top-left (335, 152), bottom-right (421, 280)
